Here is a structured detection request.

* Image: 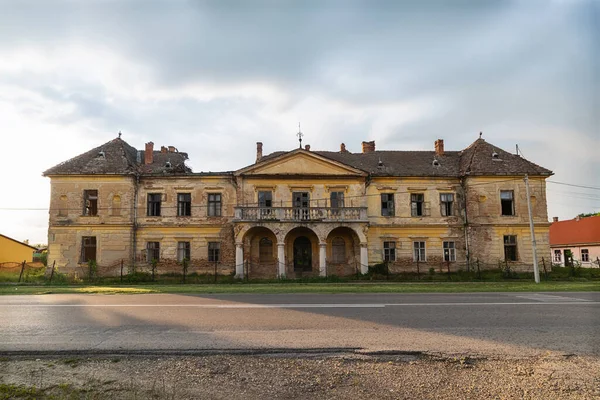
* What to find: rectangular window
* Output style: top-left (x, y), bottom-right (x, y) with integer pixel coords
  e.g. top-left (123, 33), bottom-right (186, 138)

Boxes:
top-left (208, 242), bottom-right (220, 262)
top-left (381, 193), bottom-right (395, 216)
top-left (503, 235), bottom-right (517, 261)
top-left (80, 236), bottom-right (96, 262)
top-left (413, 241), bottom-right (426, 262)
top-left (208, 193), bottom-right (222, 217)
top-left (147, 193), bottom-right (162, 216)
top-left (581, 249), bottom-right (589, 262)
top-left (146, 242), bottom-right (160, 262)
top-left (411, 194), bottom-right (425, 217)
top-left (258, 191), bottom-right (272, 208)
top-left (440, 193), bottom-right (454, 216)
top-left (293, 192), bottom-right (310, 220)
top-left (443, 241), bottom-right (456, 262)
top-left (177, 193), bottom-right (191, 216)
top-left (500, 191), bottom-right (514, 216)
top-left (383, 241), bottom-right (396, 262)
top-left (177, 241), bottom-right (190, 262)
top-left (83, 190), bottom-right (98, 216)
top-left (553, 250), bottom-right (562, 262)
top-left (330, 192), bottom-right (345, 208)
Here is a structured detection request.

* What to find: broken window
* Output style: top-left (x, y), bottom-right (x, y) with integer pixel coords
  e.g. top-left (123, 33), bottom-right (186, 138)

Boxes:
top-left (259, 237), bottom-right (273, 262)
top-left (440, 193), bottom-right (454, 216)
top-left (177, 193), bottom-right (191, 216)
top-left (147, 193), bottom-right (162, 216)
top-left (258, 191), bottom-right (272, 218)
top-left (553, 250), bottom-right (562, 263)
top-left (177, 241), bottom-right (190, 262)
top-left (413, 241), bottom-right (426, 262)
top-left (330, 192), bottom-right (345, 208)
top-left (207, 193), bottom-right (221, 217)
top-left (411, 193), bottom-right (425, 217)
top-left (581, 249), bottom-right (589, 262)
top-left (500, 191), bottom-right (514, 216)
top-left (292, 192), bottom-right (310, 220)
top-left (83, 190), bottom-right (98, 216)
top-left (381, 193), bottom-right (395, 216)
top-left (332, 237), bottom-right (346, 263)
top-left (443, 241), bottom-right (456, 262)
top-left (146, 242), bottom-right (160, 263)
top-left (208, 242), bottom-right (220, 262)
top-left (503, 235), bottom-right (517, 261)
top-left (383, 241), bottom-right (396, 262)
top-left (80, 236), bottom-right (96, 263)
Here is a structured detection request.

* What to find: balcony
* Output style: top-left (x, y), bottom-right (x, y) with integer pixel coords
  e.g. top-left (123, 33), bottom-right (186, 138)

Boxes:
top-left (234, 207), bottom-right (368, 222)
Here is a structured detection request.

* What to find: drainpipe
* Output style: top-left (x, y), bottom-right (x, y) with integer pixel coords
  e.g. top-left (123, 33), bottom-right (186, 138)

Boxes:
top-left (461, 178), bottom-right (470, 271)
top-left (132, 174), bottom-right (140, 269)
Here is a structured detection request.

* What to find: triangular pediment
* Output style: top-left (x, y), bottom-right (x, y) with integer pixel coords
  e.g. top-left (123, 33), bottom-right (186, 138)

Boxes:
top-left (236, 149), bottom-right (367, 176)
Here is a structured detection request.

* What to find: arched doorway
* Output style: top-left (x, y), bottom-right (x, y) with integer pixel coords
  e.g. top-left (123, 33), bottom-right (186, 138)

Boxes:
top-left (293, 236), bottom-right (312, 272)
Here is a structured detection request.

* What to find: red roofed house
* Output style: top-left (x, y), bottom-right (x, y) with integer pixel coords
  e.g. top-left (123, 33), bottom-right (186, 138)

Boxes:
top-left (549, 215), bottom-right (600, 267)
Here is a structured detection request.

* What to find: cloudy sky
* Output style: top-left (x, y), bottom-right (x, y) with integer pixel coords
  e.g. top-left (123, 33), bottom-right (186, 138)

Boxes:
top-left (0, 0), bottom-right (598, 245)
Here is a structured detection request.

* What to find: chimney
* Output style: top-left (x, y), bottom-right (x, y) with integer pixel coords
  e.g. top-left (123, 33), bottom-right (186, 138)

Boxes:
top-left (340, 143), bottom-right (347, 153)
top-left (552, 216), bottom-right (558, 222)
top-left (304, 144), bottom-right (311, 151)
top-left (435, 139), bottom-right (444, 156)
top-left (362, 140), bottom-right (375, 153)
top-left (168, 146), bottom-right (176, 153)
top-left (256, 142), bottom-right (263, 162)
top-left (144, 142), bottom-right (154, 165)
top-left (161, 146), bottom-right (167, 153)
top-left (576, 215), bottom-right (581, 221)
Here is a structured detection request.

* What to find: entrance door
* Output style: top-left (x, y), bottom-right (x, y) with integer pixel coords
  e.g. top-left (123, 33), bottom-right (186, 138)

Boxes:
top-left (293, 236), bottom-right (312, 272)
top-left (292, 192), bottom-right (310, 220)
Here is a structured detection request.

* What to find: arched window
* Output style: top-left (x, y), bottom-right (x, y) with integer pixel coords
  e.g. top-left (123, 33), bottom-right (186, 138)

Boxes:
top-left (112, 195), bottom-right (121, 216)
top-left (259, 237), bottom-right (273, 262)
top-left (332, 237), bottom-right (345, 263)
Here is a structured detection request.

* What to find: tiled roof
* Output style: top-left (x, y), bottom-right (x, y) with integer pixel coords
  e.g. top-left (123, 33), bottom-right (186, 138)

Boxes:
top-left (255, 138), bottom-right (551, 178)
top-left (550, 215), bottom-right (600, 246)
top-left (43, 137), bottom-right (191, 176)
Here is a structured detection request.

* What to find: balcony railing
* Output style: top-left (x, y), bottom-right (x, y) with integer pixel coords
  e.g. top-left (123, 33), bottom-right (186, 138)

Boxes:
top-left (234, 207), bottom-right (368, 222)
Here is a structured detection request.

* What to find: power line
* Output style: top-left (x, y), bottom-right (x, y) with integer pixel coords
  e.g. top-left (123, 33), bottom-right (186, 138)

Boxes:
top-left (547, 180), bottom-right (600, 191)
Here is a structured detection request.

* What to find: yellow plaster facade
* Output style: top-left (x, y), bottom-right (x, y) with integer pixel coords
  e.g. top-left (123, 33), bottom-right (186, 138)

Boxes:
top-left (0, 234), bottom-right (37, 264)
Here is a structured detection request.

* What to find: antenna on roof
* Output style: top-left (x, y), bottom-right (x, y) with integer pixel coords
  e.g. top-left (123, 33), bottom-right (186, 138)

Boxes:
top-left (296, 122), bottom-right (303, 149)
top-left (118, 131), bottom-right (122, 139)
top-left (479, 132), bottom-right (482, 139)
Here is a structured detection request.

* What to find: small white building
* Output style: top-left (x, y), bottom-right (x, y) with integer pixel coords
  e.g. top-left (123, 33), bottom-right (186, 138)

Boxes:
top-left (550, 215), bottom-right (600, 267)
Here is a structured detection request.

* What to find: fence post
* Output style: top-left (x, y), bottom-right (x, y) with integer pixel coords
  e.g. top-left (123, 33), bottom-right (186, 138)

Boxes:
top-left (541, 257), bottom-right (548, 280)
top-left (49, 261), bottom-right (56, 283)
top-left (18, 260), bottom-right (26, 283)
top-left (245, 260), bottom-right (249, 281)
top-left (476, 258), bottom-right (481, 280)
top-left (447, 259), bottom-right (451, 280)
top-left (214, 260), bottom-right (218, 283)
top-left (416, 259), bottom-right (420, 280)
top-left (120, 260), bottom-right (124, 283)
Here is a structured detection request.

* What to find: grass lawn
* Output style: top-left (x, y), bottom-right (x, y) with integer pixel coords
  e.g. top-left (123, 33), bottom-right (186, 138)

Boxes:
top-left (0, 281), bottom-right (598, 295)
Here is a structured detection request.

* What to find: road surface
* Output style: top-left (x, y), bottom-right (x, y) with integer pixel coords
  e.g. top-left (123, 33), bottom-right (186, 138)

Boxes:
top-left (1, 292), bottom-right (599, 356)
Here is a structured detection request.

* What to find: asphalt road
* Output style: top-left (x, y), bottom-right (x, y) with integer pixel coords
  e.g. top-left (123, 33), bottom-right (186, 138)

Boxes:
top-left (1, 292), bottom-right (599, 356)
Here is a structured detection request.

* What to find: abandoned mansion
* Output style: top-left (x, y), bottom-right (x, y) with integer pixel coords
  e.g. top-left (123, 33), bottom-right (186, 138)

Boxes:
top-left (44, 135), bottom-right (553, 278)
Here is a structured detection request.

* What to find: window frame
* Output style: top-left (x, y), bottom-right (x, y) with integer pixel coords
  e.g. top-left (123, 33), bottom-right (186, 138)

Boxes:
top-left (83, 190), bottom-right (98, 216)
top-left (500, 190), bottom-right (515, 216)
top-left (553, 250), bottom-right (562, 263)
top-left (443, 241), bottom-right (456, 262)
top-left (146, 241), bottom-right (160, 263)
top-left (411, 193), bottom-right (425, 217)
top-left (177, 193), bottom-right (192, 217)
top-left (330, 192), bottom-right (345, 209)
top-left (147, 193), bottom-right (162, 217)
top-left (207, 193), bottom-right (222, 217)
top-left (503, 235), bottom-right (518, 261)
top-left (208, 242), bottom-right (220, 262)
top-left (413, 241), bottom-right (426, 262)
top-left (177, 241), bottom-right (191, 262)
top-left (581, 249), bottom-right (589, 262)
top-left (258, 191), bottom-right (273, 208)
top-left (381, 193), bottom-right (395, 217)
top-left (383, 241), bottom-right (396, 262)
top-left (80, 236), bottom-right (97, 263)
top-left (440, 193), bottom-right (454, 217)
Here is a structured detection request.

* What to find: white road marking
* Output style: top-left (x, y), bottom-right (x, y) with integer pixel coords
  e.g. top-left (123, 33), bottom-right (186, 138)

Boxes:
top-left (0, 302), bottom-right (598, 308)
top-left (514, 294), bottom-right (592, 302)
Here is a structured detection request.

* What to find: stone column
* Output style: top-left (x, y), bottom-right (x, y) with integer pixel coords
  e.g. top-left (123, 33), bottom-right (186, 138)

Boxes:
top-left (319, 242), bottom-right (327, 277)
top-left (277, 243), bottom-right (286, 279)
top-left (360, 243), bottom-right (369, 274)
top-left (235, 243), bottom-right (244, 279)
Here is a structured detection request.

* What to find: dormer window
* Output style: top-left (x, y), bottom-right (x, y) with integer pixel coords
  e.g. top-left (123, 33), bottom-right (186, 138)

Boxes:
top-left (98, 150), bottom-right (105, 158)
top-left (492, 152), bottom-right (499, 159)
top-left (432, 159), bottom-right (440, 166)
top-left (165, 161), bottom-right (172, 168)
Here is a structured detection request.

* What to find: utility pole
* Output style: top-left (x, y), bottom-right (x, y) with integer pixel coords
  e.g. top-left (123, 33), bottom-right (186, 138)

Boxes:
top-left (524, 175), bottom-right (540, 283)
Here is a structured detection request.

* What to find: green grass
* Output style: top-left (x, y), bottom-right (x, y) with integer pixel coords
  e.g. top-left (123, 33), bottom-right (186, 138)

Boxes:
top-left (0, 280), bottom-right (598, 295)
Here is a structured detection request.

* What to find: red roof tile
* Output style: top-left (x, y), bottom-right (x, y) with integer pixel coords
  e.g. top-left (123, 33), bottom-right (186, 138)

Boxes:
top-left (550, 215), bottom-right (600, 246)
